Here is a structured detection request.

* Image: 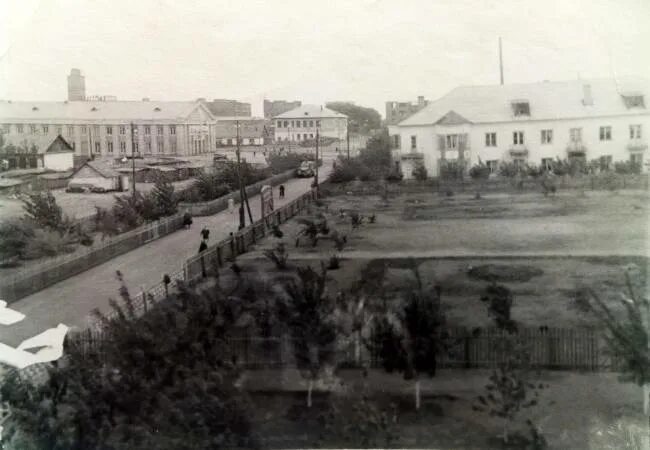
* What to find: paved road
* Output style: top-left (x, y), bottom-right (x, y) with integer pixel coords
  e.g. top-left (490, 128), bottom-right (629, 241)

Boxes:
top-left (0, 159), bottom-right (334, 347)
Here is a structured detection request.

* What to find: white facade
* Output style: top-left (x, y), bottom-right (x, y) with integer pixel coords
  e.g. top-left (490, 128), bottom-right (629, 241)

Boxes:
top-left (392, 79), bottom-right (650, 177)
top-left (43, 152), bottom-right (74, 171)
top-left (273, 105), bottom-right (348, 142)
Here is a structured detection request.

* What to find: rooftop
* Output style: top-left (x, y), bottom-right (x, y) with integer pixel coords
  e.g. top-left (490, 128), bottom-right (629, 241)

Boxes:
top-left (398, 78), bottom-right (650, 126)
top-left (273, 105), bottom-right (347, 119)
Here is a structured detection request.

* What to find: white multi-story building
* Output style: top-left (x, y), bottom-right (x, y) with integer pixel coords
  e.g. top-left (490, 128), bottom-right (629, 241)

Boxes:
top-left (273, 105), bottom-right (348, 143)
top-left (389, 79), bottom-right (650, 178)
top-left (0, 100), bottom-right (218, 158)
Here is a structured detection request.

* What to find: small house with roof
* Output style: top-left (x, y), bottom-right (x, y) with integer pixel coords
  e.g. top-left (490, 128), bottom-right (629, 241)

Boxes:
top-left (273, 105), bottom-right (348, 142)
top-left (0, 135), bottom-right (74, 172)
top-left (68, 159), bottom-right (122, 191)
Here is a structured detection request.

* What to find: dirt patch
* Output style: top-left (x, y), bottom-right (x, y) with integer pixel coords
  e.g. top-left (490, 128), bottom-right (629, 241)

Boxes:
top-left (468, 264), bottom-right (544, 283)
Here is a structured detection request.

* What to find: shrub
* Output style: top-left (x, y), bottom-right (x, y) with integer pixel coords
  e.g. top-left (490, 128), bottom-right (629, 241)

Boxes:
top-left (0, 219), bottom-right (35, 261)
top-left (480, 283), bottom-right (517, 332)
top-left (614, 160), bottom-right (642, 175)
top-left (268, 151), bottom-right (315, 174)
top-left (469, 161), bottom-right (491, 181)
top-left (264, 242), bottom-right (289, 270)
top-left (327, 254), bottom-right (341, 270)
top-left (191, 172), bottom-right (231, 202)
top-left (412, 163), bottom-right (428, 181)
top-left (440, 160), bottom-right (467, 180)
top-left (150, 176), bottom-right (178, 218)
top-left (498, 162), bottom-right (523, 178)
top-left (22, 191), bottom-right (69, 233)
top-left (22, 228), bottom-right (77, 260)
top-left (112, 193), bottom-right (146, 231)
top-left (385, 169), bottom-right (403, 182)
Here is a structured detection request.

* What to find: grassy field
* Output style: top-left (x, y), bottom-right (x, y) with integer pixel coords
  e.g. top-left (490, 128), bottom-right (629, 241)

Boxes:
top-left (266, 189), bottom-right (648, 255)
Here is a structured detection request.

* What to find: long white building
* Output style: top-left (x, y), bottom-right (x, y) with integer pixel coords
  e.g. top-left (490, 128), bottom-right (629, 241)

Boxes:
top-left (389, 78), bottom-right (650, 178)
top-left (273, 105), bottom-right (348, 142)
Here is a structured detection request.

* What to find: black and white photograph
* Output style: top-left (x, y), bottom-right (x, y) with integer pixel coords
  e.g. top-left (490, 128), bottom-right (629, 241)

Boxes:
top-left (0, 0), bottom-right (649, 448)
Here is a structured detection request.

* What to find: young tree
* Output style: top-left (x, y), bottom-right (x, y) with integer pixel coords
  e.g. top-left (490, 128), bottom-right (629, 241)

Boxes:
top-left (369, 265), bottom-right (448, 410)
top-left (473, 339), bottom-right (548, 447)
top-left (22, 191), bottom-right (67, 233)
top-left (278, 263), bottom-right (337, 407)
top-left (149, 176), bottom-right (178, 218)
top-left (1, 273), bottom-right (257, 450)
top-left (480, 283), bottom-right (518, 333)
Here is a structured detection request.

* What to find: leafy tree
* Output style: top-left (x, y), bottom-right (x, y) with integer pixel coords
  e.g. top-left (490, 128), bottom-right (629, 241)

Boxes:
top-left (268, 151), bottom-right (315, 174)
top-left (480, 283), bottom-right (518, 333)
top-left (412, 162), bottom-right (428, 181)
top-left (440, 159), bottom-right (467, 180)
top-left (325, 102), bottom-right (382, 133)
top-left (22, 191), bottom-right (68, 233)
top-left (369, 265), bottom-right (449, 409)
top-left (111, 193), bottom-right (146, 231)
top-left (150, 176), bottom-right (178, 218)
top-left (277, 264), bottom-right (337, 407)
top-left (0, 219), bottom-right (35, 262)
top-left (1, 273), bottom-right (257, 450)
top-left (191, 172), bottom-right (231, 202)
top-left (358, 128), bottom-right (392, 174)
top-left (473, 339), bottom-right (548, 447)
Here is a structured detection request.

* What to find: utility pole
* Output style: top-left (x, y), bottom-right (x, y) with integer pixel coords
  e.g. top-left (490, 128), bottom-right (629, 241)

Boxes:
top-left (235, 120), bottom-right (246, 229)
top-left (315, 126), bottom-right (320, 197)
top-left (346, 125), bottom-right (350, 160)
top-left (499, 36), bottom-right (504, 85)
top-left (130, 122), bottom-right (137, 197)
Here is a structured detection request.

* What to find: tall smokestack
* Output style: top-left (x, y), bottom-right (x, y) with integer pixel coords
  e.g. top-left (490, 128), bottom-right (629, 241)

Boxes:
top-left (499, 37), bottom-right (504, 85)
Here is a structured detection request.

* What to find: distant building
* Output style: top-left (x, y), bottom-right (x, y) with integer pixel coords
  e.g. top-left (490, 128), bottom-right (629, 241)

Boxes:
top-left (204, 99), bottom-right (251, 117)
top-left (273, 105), bottom-right (347, 142)
top-left (86, 95), bottom-right (118, 102)
top-left (213, 117), bottom-right (271, 146)
top-left (385, 96), bottom-right (429, 126)
top-left (67, 69), bottom-right (86, 101)
top-left (0, 135), bottom-right (74, 171)
top-left (0, 100), bottom-right (218, 158)
top-left (264, 100), bottom-right (302, 119)
top-left (390, 78), bottom-right (650, 178)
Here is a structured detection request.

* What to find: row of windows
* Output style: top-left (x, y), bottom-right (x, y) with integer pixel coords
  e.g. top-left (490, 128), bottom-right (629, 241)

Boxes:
top-left (408, 124), bottom-right (644, 150)
top-left (276, 133), bottom-right (316, 141)
top-left (93, 140), bottom-right (177, 154)
top-left (2, 124), bottom-right (177, 136)
top-left (456, 154), bottom-right (640, 174)
top-left (483, 125), bottom-right (642, 147)
top-left (276, 120), bottom-right (321, 128)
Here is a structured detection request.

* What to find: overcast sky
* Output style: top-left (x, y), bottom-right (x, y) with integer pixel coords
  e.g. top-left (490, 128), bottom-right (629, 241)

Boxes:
top-left (1, 0), bottom-right (649, 117)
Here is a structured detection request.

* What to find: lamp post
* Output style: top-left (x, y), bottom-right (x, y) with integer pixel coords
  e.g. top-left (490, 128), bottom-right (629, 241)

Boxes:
top-left (130, 122), bottom-right (137, 197)
top-left (315, 126), bottom-right (320, 197)
top-left (235, 120), bottom-right (245, 230)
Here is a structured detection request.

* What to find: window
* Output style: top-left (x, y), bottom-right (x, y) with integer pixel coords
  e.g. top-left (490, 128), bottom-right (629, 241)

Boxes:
top-left (169, 125), bottom-right (176, 135)
top-left (146, 142), bottom-right (152, 153)
top-left (120, 141), bottom-right (126, 153)
top-left (513, 131), bottom-right (524, 145)
top-left (42, 125), bottom-right (48, 133)
top-left (303, 133), bottom-right (307, 140)
top-left (303, 120), bottom-right (307, 127)
top-left (170, 141), bottom-right (177, 153)
top-left (512, 101), bottom-right (530, 116)
top-left (316, 120), bottom-right (320, 127)
top-left (310, 134), bottom-right (314, 138)
top-left (106, 126), bottom-right (113, 135)
top-left (30, 125), bottom-right (36, 134)
top-left (486, 160), bottom-right (499, 173)
top-left (630, 124), bottom-right (642, 139)
top-left (410, 135), bottom-right (417, 149)
top-left (485, 132), bottom-right (497, 147)
top-left (80, 126), bottom-right (86, 135)
top-left (94, 142), bottom-right (101, 153)
top-left (120, 125), bottom-right (126, 135)
top-left (283, 121), bottom-right (288, 128)
top-left (630, 153), bottom-right (643, 165)
top-left (291, 121), bottom-right (295, 127)
top-left (2, 124), bottom-right (9, 133)
top-left (569, 128), bottom-right (582, 142)
top-left (93, 125), bottom-right (100, 135)
top-left (144, 126), bottom-right (151, 135)
top-left (622, 95), bottom-right (645, 109)
top-left (134, 142), bottom-right (139, 153)
top-left (599, 155), bottom-right (612, 171)
top-left (446, 135), bottom-right (459, 149)
top-left (541, 129), bottom-right (553, 144)
top-left (67, 126), bottom-right (74, 136)
top-left (599, 126), bottom-right (612, 141)
top-left (296, 120), bottom-right (301, 128)
top-left (227, 138), bottom-right (233, 145)
top-left (17, 124), bottom-right (23, 133)
top-left (309, 120), bottom-right (314, 127)
top-left (157, 126), bottom-right (163, 135)
top-left (541, 158), bottom-right (553, 170)
top-left (296, 134), bottom-right (301, 141)
top-left (107, 141), bottom-right (114, 153)
top-left (157, 141), bottom-right (164, 153)
top-left (56, 126), bottom-right (63, 135)
top-left (276, 121), bottom-right (282, 128)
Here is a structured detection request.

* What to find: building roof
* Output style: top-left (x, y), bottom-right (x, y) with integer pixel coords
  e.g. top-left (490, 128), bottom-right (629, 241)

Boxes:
top-left (398, 78), bottom-right (650, 126)
top-left (2, 134), bottom-right (74, 154)
top-left (273, 105), bottom-right (347, 119)
top-left (73, 159), bottom-right (120, 178)
top-left (0, 100), bottom-right (214, 122)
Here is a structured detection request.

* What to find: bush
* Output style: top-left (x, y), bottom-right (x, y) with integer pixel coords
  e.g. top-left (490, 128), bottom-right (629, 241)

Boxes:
top-left (480, 283), bottom-right (517, 332)
top-left (614, 160), bottom-right (642, 175)
top-left (268, 151), bottom-right (315, 174)
top-left (329, 160), bottom-right (362, 183)
top-left (440, 160), bottom-right (467, 180)
top-left (327, 254), bottom-right (341, 270)
top-left (190, 172), bottom-right (231, 202)
top-left (22, 228), bottom-right (77, 260)
top-left (385, 169), bottom-right (403, 182)
top-left (0, 219), bottom-right (35, 261)
top-left (150, 176), bottom-right (178, 218)
top-left (264, 242), bottom-right (289, 270)
top-left (498, 162), bottom-right (523, 178)
top-left (469, 162), bottom-right (490, 181)
top-left (412, 163), bottom-right (428, 181)
top-left (22, 191), bottom-right (69, 233)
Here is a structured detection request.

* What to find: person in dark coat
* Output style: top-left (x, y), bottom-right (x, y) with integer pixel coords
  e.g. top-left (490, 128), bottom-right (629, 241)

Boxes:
top-left (200, 227), bottom-right (210, 241)
top-left (183, 212), bottom-right (193, 229)
top-left (198, 240), bottom-right (208, 254)
top-left (279, 184), bottom-right (285, 199)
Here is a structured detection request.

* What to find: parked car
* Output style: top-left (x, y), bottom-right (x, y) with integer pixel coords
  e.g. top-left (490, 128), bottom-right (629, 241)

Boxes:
top-left (90, 186), bottom-right (106, 193)
top-left (65, 186), bottom-right (87, 193)
top-left (296, 161), bottom-right (315, 178)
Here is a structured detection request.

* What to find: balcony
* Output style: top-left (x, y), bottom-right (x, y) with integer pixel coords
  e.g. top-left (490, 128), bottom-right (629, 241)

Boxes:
top-left (566, 141), bottom-right (587, 156)
top-left (627, 139), bottom-right (648, 151)
top-left (508, 144), bottom-right (528, 157)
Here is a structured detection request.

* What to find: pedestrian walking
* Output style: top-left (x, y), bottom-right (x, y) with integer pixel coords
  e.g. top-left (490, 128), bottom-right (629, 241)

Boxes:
top-left (183, 212), bottom-right (193, 229)
top-left (198, 240), bottom-right (208, 254)
top-left (228, 198), bottom-right (235, 214)
top-left (200, 227), bottom-right (210, 241)
top-left (279, 184), bottom-right (285, 199)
